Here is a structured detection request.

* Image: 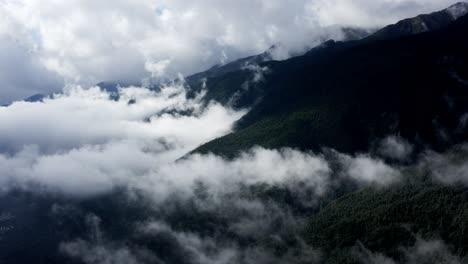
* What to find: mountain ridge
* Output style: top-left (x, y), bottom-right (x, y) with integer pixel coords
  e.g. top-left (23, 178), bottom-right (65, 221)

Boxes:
top-left (190, 10), bottom-right (468, 158)
top-left (368, 2), bottom-right (468, 40)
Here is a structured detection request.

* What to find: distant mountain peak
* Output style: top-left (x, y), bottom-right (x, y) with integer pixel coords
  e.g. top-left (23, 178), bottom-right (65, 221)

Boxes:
top-left (369, 2), bottom-right (468, 40)
top-left (24, 94), bottom-right (46, 103)
top-left (266, 43), bottom-right (280, 53)
top-left (446, 2), bottom-right (468, 19)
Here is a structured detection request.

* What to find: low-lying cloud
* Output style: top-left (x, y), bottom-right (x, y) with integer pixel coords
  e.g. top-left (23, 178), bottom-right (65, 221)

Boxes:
top-left (356, 237), bottom-right (463, 264)
top-left (420, 144), bottom-right (468, 185)
top-left (0, 81), bottom-right (409, 198)
top-left (0, 83), bottom-right (243, 154)
top-left (1, 83), bottom-right (467, 263)
top-left (0, 82), bottom-right (247, 196)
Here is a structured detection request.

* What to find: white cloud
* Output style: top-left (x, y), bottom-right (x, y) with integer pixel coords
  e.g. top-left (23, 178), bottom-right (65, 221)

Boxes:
top-left (0, 83), bottom-right (248, 196)
top-left (422, 144), bottom-right (468, 185)
top-left (0, 0), bottom-right (461, 102)
top-left (339, 153), bottom-right (401, 185)
top-left (145, 59), bottom-right (171, 78)
top-left (147, 148), bottom-right (332, 201)
top-left (307, 0), bottom-right (458, 27)
top-left (378, 135), bottom-right (414, 161)
top-left (0, 79), bottom-right (404, 200)
top-left (60, 214), bottom-right (146, 264)
top-left (61, 241), bottom-right (143, 264)
top-left (0, 2), bottom-right (466, 262)
top-left (356, 237), bottom-right (462, 264)
top-left (0, 35), bottom-right (62, 103)
top-left (0, 81), bottom-right (401, 198)
top-left (0, 83), bottom-right (243, 154)
top-left (0, 144), bottom-right (332, 198)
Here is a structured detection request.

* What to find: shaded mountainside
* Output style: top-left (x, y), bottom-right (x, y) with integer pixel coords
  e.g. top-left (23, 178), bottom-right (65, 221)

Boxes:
top-left (306, 183), bottom-right (468, 263)
top-left (369, 2), bottom-right (468, 40)
top-left (185, 10), bottom-right (468, 261)
top-left (185, 2), bottom-right (468, 113)
top-left (191, 11), bottom-right (468, 158)
top-left (185, 28), bottom-right (375, 107)
top-left (186, 45), bottom-right (277, 85)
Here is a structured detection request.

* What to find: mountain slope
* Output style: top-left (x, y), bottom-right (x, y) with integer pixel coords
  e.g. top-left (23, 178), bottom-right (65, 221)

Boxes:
top-left (306, 183), bottom-right (468, 263)
top-left (186, 45), bottom-right (277, 85)
top-left (185, 3), bottom-right (468, 112)
top-left (369, 2), bottom-right (468, 40)
top-left (187, 9), bottom-right (468, 262)
top-left (186, 26), bottom-right (375, 86)
top-left (185, 29), bottom-right (375, 109)
top-left (192, 12), bottom-right (468, 158)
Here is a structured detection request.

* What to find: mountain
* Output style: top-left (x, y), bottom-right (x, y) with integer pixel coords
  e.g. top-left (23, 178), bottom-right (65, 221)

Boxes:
top-left (3, 81), bottom-right (137, 106)
top-left (185, 27), bottom-right (375, 104)
top-left (306, 182), bottom-right (468, 263)
top-left (369, 2), bottom-right (468, 40)
top-left (185, 4), bottom-right (468, 113)
top-left (340, 26), bottom-right (377, 41)
top-left (184, 8), bottom-right (468, 262)
top-left (190, 8), bottom-right (468, 158)
top-left (24, 94), bottom-right (46, 103)
top-left (2, 4), bottom-right (468, 264)
top-left (186, 45), bottom-right (277, 85)
top-left (188, 3), bottom-right (468, 113)
top-left (96, 80), bottom-right (137, 93)
top-left (0, 94), bottom-right (47, 107)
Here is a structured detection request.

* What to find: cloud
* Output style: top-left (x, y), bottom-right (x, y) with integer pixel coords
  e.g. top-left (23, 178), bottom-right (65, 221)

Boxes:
top-left (420, 144), bottom-right (468, 185)
top-left (60, 214), bottom-right (149, 264)
top-left (338, 153), bottom-right (401, 186)
top-left (61, 241), bottom-right (145, 264)
top-left (0, 83), bottom-right (247, 196)
top-left (0, 2), bottom-right (466, 262)
top-left (0, 0), bottom-right (461, 101)
top-left (355, 237), bottom-right (463, 264)
top-left (0, 89), bottom-right (405, 263)
top-left (0, 144), bottom-right (332, 198)
top-left (0, 83), bottom-right (243, 154)
top-left (307, 0), bottom-right (459, 27)
top-left (403, 238), bottom-right (462, 264)
top-left (0, 80), bottom-right (464, 264)
top-left (0, 97), bottom-right (400, 199)
top-left (145, 59), bottom-right (172, 79)
top-left (377, 135), bottom-right (414, 161)
top-left (0, 81), bottom-right (406, 198)
top-left (0, 211), bottom-right (14, 240)
top-left (0, 35), bottom-right (62, 104)
top-left (137, 219), bottom-right (321, 264)
top-left (241, 63), bottom-right (270, 84)
top-left (59, 185), bottom-right (324, 264)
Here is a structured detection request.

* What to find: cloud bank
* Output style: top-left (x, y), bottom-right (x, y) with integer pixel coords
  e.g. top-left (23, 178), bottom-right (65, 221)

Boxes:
top-left (0, 82), bottom-right (403, 198)
top-left (356, 237), bottom-right (463, 264)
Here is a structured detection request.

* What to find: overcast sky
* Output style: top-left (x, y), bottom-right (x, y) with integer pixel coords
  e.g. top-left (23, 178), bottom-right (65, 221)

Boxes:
top-left (0, 0), bottom-right (461, 103)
